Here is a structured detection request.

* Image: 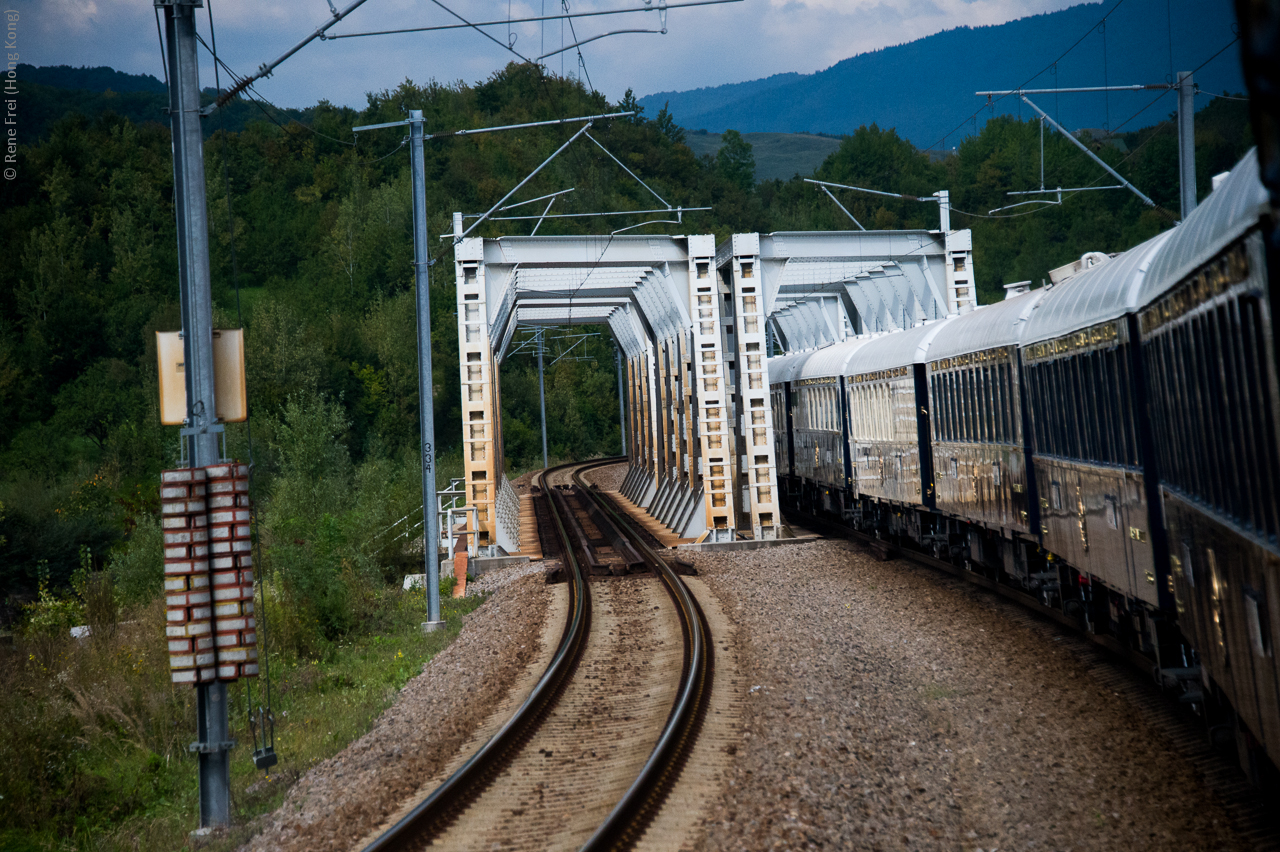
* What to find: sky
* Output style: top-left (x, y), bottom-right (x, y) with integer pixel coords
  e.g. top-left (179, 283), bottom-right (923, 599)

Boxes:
top-left (10, 0), bottom-right (1092, 109)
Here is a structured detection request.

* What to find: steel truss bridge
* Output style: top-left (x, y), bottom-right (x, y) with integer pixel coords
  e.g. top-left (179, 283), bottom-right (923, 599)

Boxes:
top-left (455, 224), bottom-right (976, 550)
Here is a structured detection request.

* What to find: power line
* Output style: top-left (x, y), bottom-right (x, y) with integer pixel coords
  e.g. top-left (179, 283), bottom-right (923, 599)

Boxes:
top-left (952, 32), bottom-right (1242, 223)
top-left (427, 0), bottom-right (534, 64)
top-left (926, 0), bottom-right (1127, 154)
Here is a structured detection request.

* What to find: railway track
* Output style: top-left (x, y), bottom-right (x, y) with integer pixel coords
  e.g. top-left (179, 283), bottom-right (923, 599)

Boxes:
top-left (787, 507), bottom-right (1280, 849)
top-left (361, 460), bottom-right (712, 852)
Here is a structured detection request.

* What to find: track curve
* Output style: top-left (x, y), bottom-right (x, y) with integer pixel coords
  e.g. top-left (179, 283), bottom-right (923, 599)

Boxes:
top-left (359, 460), bottom-right (713, 852)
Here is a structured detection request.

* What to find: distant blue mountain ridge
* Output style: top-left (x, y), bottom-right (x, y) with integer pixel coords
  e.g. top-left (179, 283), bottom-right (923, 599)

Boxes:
top-left (637, 0), bottom-right (1245, 148)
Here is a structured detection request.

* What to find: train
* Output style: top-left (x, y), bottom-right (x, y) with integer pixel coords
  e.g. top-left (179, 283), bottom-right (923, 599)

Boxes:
top-left (768, 148), bottom-right (1280, 788)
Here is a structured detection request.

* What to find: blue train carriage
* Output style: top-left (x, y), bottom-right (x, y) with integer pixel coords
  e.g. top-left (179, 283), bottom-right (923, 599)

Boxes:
top-left (1017, 231), bottom-right (1174, 637)
top-left (842, 322), bottom-right (952, 539)
top-left (790, 340), bottom-right (871, 515)
top-left (1136, 149), bottom-right (1280, 780)
top-left (924, 289), bottom-right (1048, 579)
top-left (767, 350), bottom-right (810, 493)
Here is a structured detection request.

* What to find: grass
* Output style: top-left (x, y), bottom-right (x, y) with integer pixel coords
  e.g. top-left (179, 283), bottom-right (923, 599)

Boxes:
top-left (682, 131), bottom-right (843, 182)
top-left (0, 582), bottom-right (484, 852)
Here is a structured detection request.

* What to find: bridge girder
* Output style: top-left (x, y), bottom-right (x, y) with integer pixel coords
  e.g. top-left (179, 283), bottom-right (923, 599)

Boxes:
top-left (454, 226), bottom-right (976, 553)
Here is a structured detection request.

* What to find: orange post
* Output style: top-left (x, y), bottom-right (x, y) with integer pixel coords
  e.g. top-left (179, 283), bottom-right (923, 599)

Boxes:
top-left (452, 533), bottom-right (468, 598)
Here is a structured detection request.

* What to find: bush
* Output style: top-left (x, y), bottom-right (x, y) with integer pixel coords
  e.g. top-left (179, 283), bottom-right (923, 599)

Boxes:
top-left (107, 512), bottom-right (163, 605)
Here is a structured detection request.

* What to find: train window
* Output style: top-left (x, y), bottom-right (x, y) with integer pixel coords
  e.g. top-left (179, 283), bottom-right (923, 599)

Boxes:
top-left (1103, 349), bottom-right (1120, 465)
top-left (1244, 587), bottom-right (1271, 658)
top-left (1001, 363), bottom-right (1014, 443)
top-left (1192, 313), bottom-right (1228, 513)
top-left (988, 365), bottom-right (999, 443)
top-left (931, 376), bottom-right (941, 441)
top-left (952, 371), bottom-right (962, 442)
top-left (970, 368), bottom-right (981, 442)
top-left (1041, 361), bottom-right (1057, 454)
top-left (947, 373), bottom-right (955, 442)
top-left (984, 366), bottom-right (996, 443)
top-left (1068, 357), bottom-right (1085, 460)
top-left (1082, 352), bottom-right (1100, 462)
top-left (942, 373), bottom-right (953, 441)
top-left (991, 364), bottom-right (1004, 443)
top-left (1209, 306), bottom-right (1245, 522)
top-left (1188, 318), bottom-right (1218, 507)
top-left (979, 367), bottom-right (987, 442)
top-left (1239, 296), bottom-right (1280, 539)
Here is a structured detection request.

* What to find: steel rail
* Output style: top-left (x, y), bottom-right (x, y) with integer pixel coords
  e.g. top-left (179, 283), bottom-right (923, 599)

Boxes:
top-left (574, 465), bottom-right (712, 852)
top-left (360, 461), bottom-right (591, 852)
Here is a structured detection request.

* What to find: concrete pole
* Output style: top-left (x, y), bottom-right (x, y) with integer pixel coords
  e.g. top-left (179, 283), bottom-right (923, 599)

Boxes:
top-left (616, 346), bottom-right (626, 456)
top-left (538, 329), bottom-right (549, 468)
top-left (1177, 71), bottom-right (1197, 219)
top-left (161, 0), bottom-right (228, 829)
top-left (410, 111), bottom-right (445, 632)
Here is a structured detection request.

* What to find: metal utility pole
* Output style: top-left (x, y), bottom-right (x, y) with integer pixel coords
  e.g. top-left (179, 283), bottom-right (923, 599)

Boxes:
top-left (158, 0), bottom-right (229, 829)
top-left (615, 346), bottom-right (626, 455)
top-left (1177, 71), bottom-right (1197, 218)
top-left (409, 110), bottom-right (446, 633)
top-left (537, 329), bottom-right (549, 468)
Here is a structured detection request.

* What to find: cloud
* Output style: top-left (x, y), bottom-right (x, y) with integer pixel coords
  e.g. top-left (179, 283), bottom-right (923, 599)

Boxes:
top-left (12, 0), bottom-right (1093, 108)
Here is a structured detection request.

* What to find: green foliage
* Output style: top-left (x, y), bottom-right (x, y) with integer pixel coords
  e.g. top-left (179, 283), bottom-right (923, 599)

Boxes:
top-left (716, 129), bottom-right (756, 192)
top-left (655, 102), bottom-right (686, 145)
top-left (619, 88), bottom-right (645, 124)
top-left (0, 63), bottom-right (1253, 605)
top-left (107, 513), bottom-right (162, 605)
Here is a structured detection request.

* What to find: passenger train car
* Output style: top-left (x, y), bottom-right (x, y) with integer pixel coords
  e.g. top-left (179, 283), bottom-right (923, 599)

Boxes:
top-left (770, 149), bottom-right (1280, 786)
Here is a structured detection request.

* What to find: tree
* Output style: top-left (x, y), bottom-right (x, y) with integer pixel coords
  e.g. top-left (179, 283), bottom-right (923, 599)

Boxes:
top-left (619, 88), bottom-right (645, 124)
top-left (655, 102), bottom-right (686, 145)
top-left (717, 129), bottom-right (755, 192)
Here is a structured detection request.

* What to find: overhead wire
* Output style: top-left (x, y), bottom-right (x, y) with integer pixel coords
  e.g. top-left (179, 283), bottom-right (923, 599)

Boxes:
top-left (154, 8), bottom-right (170, 90)
top-left (950, 32), bottom-right (1242, 223)
top-left (427, 0), bottom-right (534, 63)
top-left (926, 0), bottom-right (1128, 155)
top-left (196, 32), bottom-right (416, 165)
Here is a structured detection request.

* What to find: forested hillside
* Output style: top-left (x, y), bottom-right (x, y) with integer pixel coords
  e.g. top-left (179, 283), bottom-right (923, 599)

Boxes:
top-left (0, 63), bottom-right (1253, 604)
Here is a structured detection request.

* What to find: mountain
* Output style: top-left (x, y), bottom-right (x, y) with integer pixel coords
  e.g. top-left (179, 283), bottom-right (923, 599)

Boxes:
top-left (637, 0), bottom-right (1244, 148)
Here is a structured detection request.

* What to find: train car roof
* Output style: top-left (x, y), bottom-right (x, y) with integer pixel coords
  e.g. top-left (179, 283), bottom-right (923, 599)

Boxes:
top-left (1139, 148), bottom-right (1269, 307)
top-left (1021, 229), bottom-right (1173, 346)
top-left (842, 319), bottom-right (955, 377)
top-left (925, 288), bottom-right (1049, 363)
top-left (798, 337), bottom-right (877, 380)
top-left (766, 350), bottom-right (809, 386)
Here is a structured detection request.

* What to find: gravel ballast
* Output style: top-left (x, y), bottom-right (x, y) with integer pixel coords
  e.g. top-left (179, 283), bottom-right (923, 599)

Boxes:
top-left (691, 539), bottom-right (1249, 852)
top-left (240, 573), bottom-right (550, 852)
